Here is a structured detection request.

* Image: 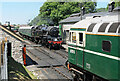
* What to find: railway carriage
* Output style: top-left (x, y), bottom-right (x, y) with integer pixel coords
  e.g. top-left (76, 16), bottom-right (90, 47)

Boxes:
top-left (66, 11), bottom-right (120, 81)
top-left (19, 26), bottom-right (33, 39)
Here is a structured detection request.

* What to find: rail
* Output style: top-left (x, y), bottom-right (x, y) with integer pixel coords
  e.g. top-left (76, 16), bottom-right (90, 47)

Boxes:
top-left (0, 42), bottom-right (8, 80)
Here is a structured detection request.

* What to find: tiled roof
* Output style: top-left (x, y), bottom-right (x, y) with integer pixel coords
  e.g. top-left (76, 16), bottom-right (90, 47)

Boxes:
top-left (59, 16), bottom-right (81, 24)
top-left (59, 12), bottom-right (108, 24)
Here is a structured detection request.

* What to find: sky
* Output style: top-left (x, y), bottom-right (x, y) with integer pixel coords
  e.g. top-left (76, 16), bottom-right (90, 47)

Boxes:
top-left (0, 0), bottom-right (110, 25)
top-left (0, 2), bottom-right (44, 25)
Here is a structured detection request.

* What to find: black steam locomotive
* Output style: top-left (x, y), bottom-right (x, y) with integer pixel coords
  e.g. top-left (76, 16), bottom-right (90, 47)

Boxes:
top-left (19, 25), bottom-right (62, 49)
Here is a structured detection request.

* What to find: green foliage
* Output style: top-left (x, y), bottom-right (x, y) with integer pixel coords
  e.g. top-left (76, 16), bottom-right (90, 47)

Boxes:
top-left (30, 2), bottom-right (97, 26)
top-left (96, 8), bottom-right (107, 12)
top-left (106, 1), bottom-right (120, 10)
top-left (114, 1), bottom-right (120, 7)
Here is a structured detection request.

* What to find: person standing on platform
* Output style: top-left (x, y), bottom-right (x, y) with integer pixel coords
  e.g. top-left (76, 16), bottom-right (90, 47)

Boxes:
top-left (22, 45), bottom-right (26, 66)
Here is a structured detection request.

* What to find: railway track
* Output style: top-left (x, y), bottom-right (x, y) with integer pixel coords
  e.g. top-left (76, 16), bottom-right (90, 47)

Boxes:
top-left (52, 49), bottom-right (68, 59)
top-left (26, 48), bottom-right (71, 79)
top-left (24, 39), bottom-right (72, 80)
top-left (25, 39), bottom-right (68, 59)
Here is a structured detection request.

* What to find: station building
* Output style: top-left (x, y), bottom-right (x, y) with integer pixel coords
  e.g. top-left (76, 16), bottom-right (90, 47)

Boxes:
top-left (59, 12), bottom-right (110, 44)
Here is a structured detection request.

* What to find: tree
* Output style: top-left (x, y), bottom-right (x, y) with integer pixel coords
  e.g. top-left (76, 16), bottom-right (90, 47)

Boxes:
top-left (96, 8), bottom-right (106, 12)
top-left (30, 1), bottom-right (97, 26)
top-left (106, 0), bottom-right (120, 10)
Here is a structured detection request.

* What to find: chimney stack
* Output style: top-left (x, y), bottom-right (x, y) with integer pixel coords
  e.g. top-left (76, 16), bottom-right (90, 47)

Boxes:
top-left (108, 1), bottom-right (115, 12)
top-left (82, 7), bottom-right (85, 15)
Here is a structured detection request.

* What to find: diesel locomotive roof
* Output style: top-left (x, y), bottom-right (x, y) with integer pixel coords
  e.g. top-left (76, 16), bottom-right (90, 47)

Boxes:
top-left (19, 26), bottom-right (33, 29)
top-left (72, 11), bottom-right (120, 35)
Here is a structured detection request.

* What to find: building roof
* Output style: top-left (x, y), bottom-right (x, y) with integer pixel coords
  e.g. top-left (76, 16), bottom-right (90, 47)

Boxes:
top-left (59, 16), bottom-right (81, 24)
top-left (0, 25), bottom-right (24, 42)
top-left (59, 8), bottom-right (120, 24)
top-left (59, 11), bottom-right (109, 24)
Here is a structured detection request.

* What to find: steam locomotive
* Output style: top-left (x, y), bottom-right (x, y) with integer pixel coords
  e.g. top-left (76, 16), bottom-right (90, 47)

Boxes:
top-left (19, 25), bottom-right (62, 49)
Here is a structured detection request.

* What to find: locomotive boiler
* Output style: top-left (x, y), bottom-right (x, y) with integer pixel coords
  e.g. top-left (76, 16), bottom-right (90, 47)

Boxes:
top-left (19, 25), bottom-right (62, 49)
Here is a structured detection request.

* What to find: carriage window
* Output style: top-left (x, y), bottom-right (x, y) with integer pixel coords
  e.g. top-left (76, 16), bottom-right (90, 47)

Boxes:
top-left (79, 33), bottom-right (83, 44)
top-left (98, 23), bottom-right (109, 32)
top-left (108, 22), bottom-right (120, 33)
top-left (72, 32), bottom-right (76, 43)
top-left (69, 32), bottom-right (71, 42)
top-left (87, 23), bottom-right (97, 32)
top-left (102, 41), bottom-right (111, 52)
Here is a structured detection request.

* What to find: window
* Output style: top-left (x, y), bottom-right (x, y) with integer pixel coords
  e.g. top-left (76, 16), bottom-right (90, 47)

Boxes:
top-left (98, 23), bottom-right (109, 32)
top-left (79, 33), bottom-right (83, 44)
top-left (87, 23), bottom-right (97, 32)
top-left (108, 22), bottom-right (120, 33)
top-left (72, 32), bottom-right (76, 43)
top-left (69, 32), bottom-right (71, 42)
top-left (102, 41), bottom-right (111, 52)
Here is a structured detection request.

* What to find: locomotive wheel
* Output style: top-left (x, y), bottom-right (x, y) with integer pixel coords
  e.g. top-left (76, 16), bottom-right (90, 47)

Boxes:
top-left (72, 72), bottom-right (83, 81)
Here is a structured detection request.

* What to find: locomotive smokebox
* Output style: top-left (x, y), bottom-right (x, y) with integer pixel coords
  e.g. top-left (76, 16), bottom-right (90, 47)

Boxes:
top-left (49, 27), bottom-right (59, 36)
top-left (47, 26), bottom-right (59, 37)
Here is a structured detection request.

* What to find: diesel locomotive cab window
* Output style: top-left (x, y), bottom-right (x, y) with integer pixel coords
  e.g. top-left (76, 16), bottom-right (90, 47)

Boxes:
top-left (72, 32), bottom-right (76, 43)
top-left (108, 22), bottom-right (120, 33)
top-left (69, 32), bottom-right (71, 42)
top-left (102, 41), bottom-right (111, 52)
top-left (79, 33), bottom-right (83, 44)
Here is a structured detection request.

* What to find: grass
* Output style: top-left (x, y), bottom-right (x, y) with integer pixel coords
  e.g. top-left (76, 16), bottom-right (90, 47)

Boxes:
top-left (8, 56), bottom-right (37, 80)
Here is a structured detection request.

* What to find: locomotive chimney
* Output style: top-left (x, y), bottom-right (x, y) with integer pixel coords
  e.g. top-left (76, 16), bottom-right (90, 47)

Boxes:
top-left (108, 1), bottom-right (115, 12)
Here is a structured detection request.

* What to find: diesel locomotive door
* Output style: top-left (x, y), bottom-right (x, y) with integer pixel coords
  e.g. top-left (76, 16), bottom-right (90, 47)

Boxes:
top-left (76, 32), bottom-right (85, 68)
top-left (68, 31), bottom-right (85, 67)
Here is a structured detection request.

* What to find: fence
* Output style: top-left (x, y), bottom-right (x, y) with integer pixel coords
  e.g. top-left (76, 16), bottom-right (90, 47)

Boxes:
top-left (0, 41), bottom-right (8, 80)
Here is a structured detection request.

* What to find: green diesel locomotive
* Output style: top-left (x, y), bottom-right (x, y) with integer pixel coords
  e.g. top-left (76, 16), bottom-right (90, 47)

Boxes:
top-left (66, 8), bottom-right (120, 81)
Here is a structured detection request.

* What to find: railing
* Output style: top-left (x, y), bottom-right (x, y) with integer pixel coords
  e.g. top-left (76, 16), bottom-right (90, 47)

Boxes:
top-left (0, 42), bottom-right (8, 80)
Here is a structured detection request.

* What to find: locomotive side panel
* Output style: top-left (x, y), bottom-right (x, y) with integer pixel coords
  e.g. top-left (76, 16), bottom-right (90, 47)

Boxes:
top-left (19, 27), bottom-right (32, 37)
top-left (68, 47), bottom-right (76, 65)
top-left (68, 30), bottom-right (120, 81)
top-left (84, 34), bottom-right (119, 80)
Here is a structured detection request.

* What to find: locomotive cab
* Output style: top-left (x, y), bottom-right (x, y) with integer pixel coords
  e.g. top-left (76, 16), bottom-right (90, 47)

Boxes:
top-left (67, 12), bottom-right (120, 81)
